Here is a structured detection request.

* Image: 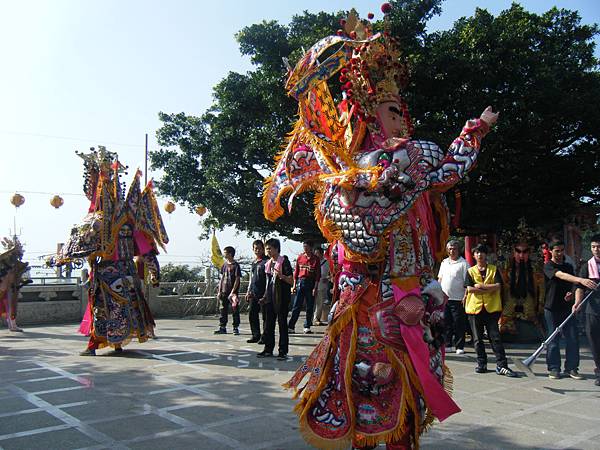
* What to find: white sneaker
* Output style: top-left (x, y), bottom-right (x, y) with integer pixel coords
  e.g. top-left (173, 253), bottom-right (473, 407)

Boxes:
top-left (456, 349), bottom-right (465, 355)
top-left (303, 328), bottom-right (313, 334)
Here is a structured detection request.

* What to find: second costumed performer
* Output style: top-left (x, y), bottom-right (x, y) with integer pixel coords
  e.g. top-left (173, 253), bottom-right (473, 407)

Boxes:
top-left (262, 6), bottom-right (498, 450)
top-left (57, 147), bottom-right (169, 355)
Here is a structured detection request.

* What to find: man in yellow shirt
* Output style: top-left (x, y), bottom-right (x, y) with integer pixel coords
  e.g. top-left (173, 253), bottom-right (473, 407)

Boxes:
top-left (465, 244), bottom-right (518, 377)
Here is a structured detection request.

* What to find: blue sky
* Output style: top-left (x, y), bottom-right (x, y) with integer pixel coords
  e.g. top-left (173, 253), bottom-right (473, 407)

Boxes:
top-left (1, 0), bottom-right (599, 272)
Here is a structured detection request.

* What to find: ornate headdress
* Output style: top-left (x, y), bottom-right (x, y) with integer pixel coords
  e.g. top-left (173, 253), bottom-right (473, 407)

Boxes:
top-left (0, 237), bottom-right (27, 280)
top-left (264, 6), bottom-right (412, 223)
top-left (58, 147), bottom-right (169, 263)
top-left (337, 10), bottom-right (411, 134)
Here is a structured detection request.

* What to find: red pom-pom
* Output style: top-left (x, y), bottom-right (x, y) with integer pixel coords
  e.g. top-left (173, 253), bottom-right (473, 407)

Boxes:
top-left (337, 29), bottom-right (344, 36)
top-left (340, 19), bottom-right (347, 26)
top-left (343, 82), bottom-right (353, 90)
top-left (381, 3), bottom-right (392, 14)
top-left (339, 75), bottom-right (347, 83)
top-left (350, 31), bottom-right (357, 39)
top-left (368, 12), bottom-right (375, 20)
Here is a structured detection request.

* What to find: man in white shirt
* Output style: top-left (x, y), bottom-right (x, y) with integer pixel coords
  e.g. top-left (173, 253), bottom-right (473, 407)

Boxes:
top-left (438, 240), bottom-right (470, 354)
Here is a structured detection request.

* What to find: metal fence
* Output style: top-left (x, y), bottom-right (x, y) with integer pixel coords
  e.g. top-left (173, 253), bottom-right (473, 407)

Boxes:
top-left (154, 281), bottom-right (251, 316)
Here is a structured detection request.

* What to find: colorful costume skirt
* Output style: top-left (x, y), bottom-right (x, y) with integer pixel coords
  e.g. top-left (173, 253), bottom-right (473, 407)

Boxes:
top-left (285, 282), bottom-right (437, 449)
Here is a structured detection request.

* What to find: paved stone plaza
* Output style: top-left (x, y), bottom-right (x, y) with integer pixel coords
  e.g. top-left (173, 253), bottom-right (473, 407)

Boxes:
top-left (0, 317), bottom-right (599, 450)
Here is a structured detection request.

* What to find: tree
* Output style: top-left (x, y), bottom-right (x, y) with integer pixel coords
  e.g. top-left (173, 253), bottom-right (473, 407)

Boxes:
top-left (161, 263), bottom-right (204, 282)
top-left (151, 1), bottom-right (600, 240)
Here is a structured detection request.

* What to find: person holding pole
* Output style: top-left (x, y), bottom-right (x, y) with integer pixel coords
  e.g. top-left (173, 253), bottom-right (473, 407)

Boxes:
top-left (543, 239), bottom-right (596, 379)
top-left (573, 235), bottom-right (600, 386)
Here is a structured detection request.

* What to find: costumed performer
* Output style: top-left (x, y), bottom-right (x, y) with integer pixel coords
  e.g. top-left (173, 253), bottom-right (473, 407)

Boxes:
top-left (0, 237), bottom-right (30, 332)
top-left (57, 146), bottom-right (169, 356)
top-left (262, 8), bottom-right (498, 450)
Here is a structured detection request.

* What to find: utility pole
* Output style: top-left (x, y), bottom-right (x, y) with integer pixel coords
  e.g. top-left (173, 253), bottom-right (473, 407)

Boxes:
top-left (144, 133), bottom-right (148, 185)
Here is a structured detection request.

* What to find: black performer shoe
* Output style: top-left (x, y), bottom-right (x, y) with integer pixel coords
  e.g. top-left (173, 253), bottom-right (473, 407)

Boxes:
top-left (256, 351), bottom-right (273, 358)
top-left (247, 337), bottom-right (260, 343)
top-left (80, 349), bottom-right (96, 356)
top-left (114, 347), bottom-right (124, 354)
top-left (276, 353), bottom-right (288, 361)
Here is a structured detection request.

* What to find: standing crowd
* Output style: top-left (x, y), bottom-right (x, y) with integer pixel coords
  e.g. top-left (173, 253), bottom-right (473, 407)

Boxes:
top-left (438, 237), bottom-right (600, 386)
top-left (213, 239), bottom-right (331, 361)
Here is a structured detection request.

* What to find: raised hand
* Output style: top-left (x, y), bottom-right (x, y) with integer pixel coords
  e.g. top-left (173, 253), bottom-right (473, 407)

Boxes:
top-left (480, 106), bottom-right (499, 126)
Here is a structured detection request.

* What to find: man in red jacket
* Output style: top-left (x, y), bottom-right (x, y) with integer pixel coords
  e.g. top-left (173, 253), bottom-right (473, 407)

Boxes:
top-left (288, 240), bottom-right (321, 334)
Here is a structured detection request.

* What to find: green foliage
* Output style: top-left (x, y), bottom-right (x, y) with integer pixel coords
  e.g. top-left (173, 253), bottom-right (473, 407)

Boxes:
top-left (161, 263), bottom-right (204, 282)
top-left (151, 0), bottom-right (600, 240)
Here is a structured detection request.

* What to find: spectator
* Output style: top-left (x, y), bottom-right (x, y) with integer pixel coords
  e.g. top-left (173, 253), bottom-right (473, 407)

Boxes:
top-left (288, 240), bottom-right (321, 334)
top-left (574, 234), bottom-right (600, 386)
top-left (438, 240), bottom-right (469, 355)
top-left (313, 246), bottom-right (330, 326)
top-left (465, 244), bottom-right (517, 377)
top-left (258, 238), bottom-right (293, 360)
top-left (543, 239), bottom-right (593, 379)
top-left (214, 246), bottom-right (242, 335)
top-left (246, 240), bottom-right (268, 343)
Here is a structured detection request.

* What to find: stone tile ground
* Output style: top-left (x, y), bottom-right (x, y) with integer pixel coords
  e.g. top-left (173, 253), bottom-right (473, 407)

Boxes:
top-left (0, 317), bottom-right (598, 449)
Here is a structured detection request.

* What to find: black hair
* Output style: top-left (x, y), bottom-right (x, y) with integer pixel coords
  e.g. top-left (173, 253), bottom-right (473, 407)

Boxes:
top-left (265, 238), bottom-right (280, 252)
top-left (472, 243), bottom-right (489, 255)
top-left (590, 234), bottom-right (600, 244)
top-left (548, 239), bottom-right (565, 250)
top-left (223, 246), bottom-right (235, 256)
top-left (252, 240), bottom-right (264, 248)
top-left (302, 240), bottom-right (313, 248)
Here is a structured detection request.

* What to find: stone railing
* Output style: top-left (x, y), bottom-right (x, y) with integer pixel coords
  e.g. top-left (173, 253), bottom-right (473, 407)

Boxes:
top-left (148, 281), bottom-right (250, 317)
top-left (15, 278), bottom-right (85, 325)
top-left (8, 279), bottom-right (251, 326)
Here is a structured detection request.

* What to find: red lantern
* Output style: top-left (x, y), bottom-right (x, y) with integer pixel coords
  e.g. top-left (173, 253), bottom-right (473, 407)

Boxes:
top-left (50, 195), bottom-right (64, 209)
top-left (10, 193), bottom-right (25, 208)
top-left (164, 201), bottom-right (176, 214)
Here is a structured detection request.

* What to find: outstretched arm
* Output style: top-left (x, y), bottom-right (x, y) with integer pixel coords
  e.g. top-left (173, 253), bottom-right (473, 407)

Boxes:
top-left (429, 106), bottom-right (498, 190)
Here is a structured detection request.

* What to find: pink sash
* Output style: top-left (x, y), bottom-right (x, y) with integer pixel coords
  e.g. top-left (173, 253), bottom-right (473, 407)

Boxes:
top-left (588, 257), bottom-right (600, 279)
top-left (265, 255), bottom-right (284, 274)
top-left (392, 285), bottom-right (461, 422)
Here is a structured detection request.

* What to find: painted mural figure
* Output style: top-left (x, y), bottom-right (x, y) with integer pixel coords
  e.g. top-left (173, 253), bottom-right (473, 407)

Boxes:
top-left (263, 10), bottom-right (497, 449)
top-left (499, 242), bottom-right (543, 335)
top-left (57, 147), bottom-right (169, 355)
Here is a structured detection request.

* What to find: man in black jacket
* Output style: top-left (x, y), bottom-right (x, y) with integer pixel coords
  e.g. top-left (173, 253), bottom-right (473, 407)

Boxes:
top-left (573, 235), bottom-right (600, 386)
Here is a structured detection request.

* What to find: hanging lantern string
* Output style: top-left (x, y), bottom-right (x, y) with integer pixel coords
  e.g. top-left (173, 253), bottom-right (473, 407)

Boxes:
top-left (1, 189), bottom-right (84, 197)
top-left (0, 190), bottom-right (171, 200)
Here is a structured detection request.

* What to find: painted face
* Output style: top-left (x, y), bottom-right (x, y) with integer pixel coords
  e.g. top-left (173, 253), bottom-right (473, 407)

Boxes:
top-left (375, 101), bottom-right (406, 139)
top-left (591, 241), bottom-right (600, 260)
top-left (513, 245), bottom-right (530, 263)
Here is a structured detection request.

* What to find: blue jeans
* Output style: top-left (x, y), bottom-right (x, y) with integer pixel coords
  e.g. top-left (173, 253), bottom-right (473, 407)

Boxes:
top-left (545, 308), bottom-right (579, 372)
top-left (288, 278), bottom-right (315, 330)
